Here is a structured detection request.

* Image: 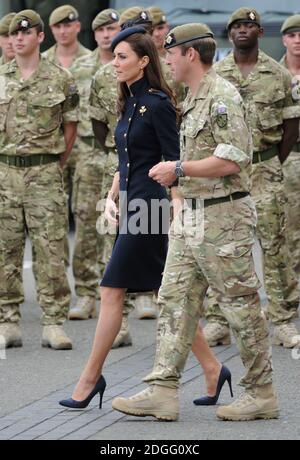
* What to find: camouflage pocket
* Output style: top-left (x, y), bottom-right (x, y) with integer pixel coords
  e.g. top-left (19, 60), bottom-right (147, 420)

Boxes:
top-left (215, 243), bottom-right (260, 297)
top-left (30, 94), bottom-right (65, 134)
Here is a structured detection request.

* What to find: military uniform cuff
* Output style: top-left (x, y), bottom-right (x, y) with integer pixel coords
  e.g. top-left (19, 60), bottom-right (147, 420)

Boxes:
top-left (214, 143), bottom-right (250, 168)
top-left (89, 105), bottom-right (107, 122)
top-left (283, 106), bottom-right (300, 120)
top-left (63, 110), bottom-right (79, 123)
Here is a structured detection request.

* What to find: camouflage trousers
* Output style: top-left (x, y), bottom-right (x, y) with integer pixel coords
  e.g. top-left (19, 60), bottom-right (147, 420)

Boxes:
top-left (144, 197), bottom-right (273, 390)
top-left (283, 150), bottom-right (300, 276)
top-left (72, 137), bottom-right (106, 298)
top-left (206, 156), bottom-right (299, 326)
top-left (0, 161), bottom-right (71, 326)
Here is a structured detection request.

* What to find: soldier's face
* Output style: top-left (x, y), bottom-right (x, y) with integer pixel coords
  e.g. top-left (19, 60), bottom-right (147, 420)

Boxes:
top-left (229, 22), bottom-right (263, 50)
top-left (11, 28), bottom-right (44, 57)
top-left (51, 21), bottom-right (81, 46)
top-left (283, 32), bottom-right (300, 57)
top-left (113, 41), bottom-right (149, 86)
top-left (165, 46), bottom-right (189, 83)
top-left (0, 34), bottom-right (15, 60)
top-left (152, 23), bottom-right (169, 50)
top-left (94, 23), bottom-right (120, 51)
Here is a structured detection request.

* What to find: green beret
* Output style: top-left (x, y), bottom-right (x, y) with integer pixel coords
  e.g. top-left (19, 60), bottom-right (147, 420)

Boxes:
top-left (164, 23), bottom-right (214, 49)
top-left (281, 14), bottom-right (300, 35)
top-left (9, 10), bottom-right (43, 34)
top-left (0, 13), bottom-right (16, 36)
top-left (49, 5), bottom-right (79, 27)
top-left (92, 9), bottom-right (119, 31)
top-left (119, 7), bottom-right (152, 27)
top-left (148, 6), bottom-right (167, 27)
top-left (227, 7), bottom-right (261, 30)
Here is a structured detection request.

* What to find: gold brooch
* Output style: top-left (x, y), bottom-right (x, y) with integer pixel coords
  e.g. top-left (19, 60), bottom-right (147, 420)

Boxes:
top-left (139, 106), bottom-right (147, 116)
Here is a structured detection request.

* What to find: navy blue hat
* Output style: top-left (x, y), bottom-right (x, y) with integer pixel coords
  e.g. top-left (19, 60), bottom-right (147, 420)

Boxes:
top-left (111, 26), bottom-right (147, 52)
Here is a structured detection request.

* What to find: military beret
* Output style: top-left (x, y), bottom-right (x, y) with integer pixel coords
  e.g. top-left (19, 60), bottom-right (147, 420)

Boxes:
top-left (281, 14), bottom-right (300, 35)
top-left (227, 7), bottom-right (261, 30)
top-left (111, 26), bottom-right (147, 52)
top-left (9, 10), bottom-right (43, 34)
top-left (0, 13), bottom-right (16, 36)
top-left (49, 5), bottom-right (79, 27)
top-left (148, 6), bottom-right (167, 27)
top-left (119, 7), bottom-right (152, 27)
top-left (164, 23), bottom-right (214, 49)
top-left (92, 9), bottom-right (120, 31)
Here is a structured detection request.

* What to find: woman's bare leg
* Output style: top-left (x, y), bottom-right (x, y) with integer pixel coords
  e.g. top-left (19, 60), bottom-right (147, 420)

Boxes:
top-left (192, 322), bottom-right (222, 396)
top-left (71, 286), bottom-right (125, 401)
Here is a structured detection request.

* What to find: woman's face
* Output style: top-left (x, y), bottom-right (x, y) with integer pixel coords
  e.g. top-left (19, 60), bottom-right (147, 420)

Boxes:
top-left (113, 41), bottom-right (148, 86)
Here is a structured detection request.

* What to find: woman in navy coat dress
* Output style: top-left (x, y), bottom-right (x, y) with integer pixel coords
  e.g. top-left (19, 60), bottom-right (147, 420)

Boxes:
top-left (59, 27), bottom-right (181, 407)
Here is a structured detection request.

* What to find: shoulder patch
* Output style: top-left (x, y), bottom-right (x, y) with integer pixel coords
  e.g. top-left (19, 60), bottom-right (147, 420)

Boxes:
top-left (214, 103), bottom-right (228, 128)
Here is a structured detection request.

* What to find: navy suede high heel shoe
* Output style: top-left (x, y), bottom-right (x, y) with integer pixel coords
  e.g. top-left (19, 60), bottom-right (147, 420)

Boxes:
top-left (193, 365), bottom-right (233, 406)
top-left (59, 375), bottom-right (106, 409)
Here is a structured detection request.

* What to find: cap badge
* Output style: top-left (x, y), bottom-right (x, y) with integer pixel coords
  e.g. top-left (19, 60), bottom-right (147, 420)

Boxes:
top-left (111, 12), bottom-right (119, 20)
top-left (249, 12), bottom-right (256, 21)
top-left (139, 106), bottom-right (147, 116)
top-left (20, 19), bottom-right (29, 28)
top-left (68, 12), bottom-right (75, 21)
top-left (162, 15), bottom-right (166, 22)
top-left (165, 34), bottom-right (173, 45)
top-left (140, 12), bottom-right (148, 20)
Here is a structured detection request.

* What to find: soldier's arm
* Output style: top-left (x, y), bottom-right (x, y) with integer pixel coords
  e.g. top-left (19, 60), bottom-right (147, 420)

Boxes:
top-left (60, 122), bottom-right (77, 168)
top-left (278, 118), bottom-right (300, 164)
top-left (92, 119), bottom-right (109, 154)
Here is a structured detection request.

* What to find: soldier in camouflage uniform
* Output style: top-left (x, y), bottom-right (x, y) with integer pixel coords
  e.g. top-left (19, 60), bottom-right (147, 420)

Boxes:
top-left (204, 8), bottom-right (300, 349)
top-left (112, 23), bottom-right (279, 422)
top-left (0, 13), bottom-right (16, 66)
top-left (280, 15), bottom-right (300, 279)
top-left (43, 5), bottom-right (92, 267)
top-left (67, 9), bottom-right (120, 320)
top-left (148, 6), bottom-right (170, 58)
top-left (0, 10), bottom-right (79, 350)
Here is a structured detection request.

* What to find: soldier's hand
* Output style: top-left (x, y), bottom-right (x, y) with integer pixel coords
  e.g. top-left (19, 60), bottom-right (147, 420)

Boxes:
top-left (149, 161), bottom-right (177, 187)
top-left (105, 197), bottom-right (119, 225)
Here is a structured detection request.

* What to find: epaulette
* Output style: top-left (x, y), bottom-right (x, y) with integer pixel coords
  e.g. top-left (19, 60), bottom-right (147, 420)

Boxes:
top-left (148, 88), bottom-right (168, 99)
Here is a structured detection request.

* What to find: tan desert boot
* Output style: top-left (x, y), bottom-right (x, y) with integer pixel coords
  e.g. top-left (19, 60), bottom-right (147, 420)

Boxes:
top-left (42, 326), bottom-right (72, 350)
top-left (135, 293), bottom-right (158, 320)
top-left (272, 322), bottom-right (300, 348)
top-left (216, 384), bottom-right (279, 421)
top-left (0, 323), bottom-right (22, 348)
top-left (112, 385), bottom-right (179, 421)
top-left (203, 322), bottom-right (231, 347)
top-left (112, 315), bottom-right (132, 349)
top-left (68, 296), bottom-right (97, 320)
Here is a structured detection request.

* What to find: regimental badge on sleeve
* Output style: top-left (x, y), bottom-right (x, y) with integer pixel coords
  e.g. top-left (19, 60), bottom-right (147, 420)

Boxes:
top-left (215, 104), bottom-right (228, 128)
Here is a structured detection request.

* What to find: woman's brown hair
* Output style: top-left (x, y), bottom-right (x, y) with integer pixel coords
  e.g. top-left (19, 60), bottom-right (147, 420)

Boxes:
top-left (115, 32), bottom-right (180, 122)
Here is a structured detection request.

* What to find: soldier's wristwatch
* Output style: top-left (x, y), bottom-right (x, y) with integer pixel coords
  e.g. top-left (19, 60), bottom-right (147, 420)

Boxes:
top-left (174, 160), bottom-right (185, 177)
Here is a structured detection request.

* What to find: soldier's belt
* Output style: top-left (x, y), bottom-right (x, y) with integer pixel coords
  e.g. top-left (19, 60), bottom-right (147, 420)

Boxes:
top-left (81, 136), bottom-right (102, 150)
top-left (252, 145), bottom-right (278, 164)
top-left (187, 192), bottom-right (249, 210)
top-left (0, 154), bottom-right (60, 168)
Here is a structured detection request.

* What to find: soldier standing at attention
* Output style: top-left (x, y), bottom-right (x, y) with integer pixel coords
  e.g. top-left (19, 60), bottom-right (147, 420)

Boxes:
top-left (112, 23), bottom-right (279, 422)
top-left (204, 8), bottom-right (300, 349)
top-left (280, 15), bottom-right (300, 281)
top-left (43, 5), bottom-right (92, 265)
top-left (68, 9), bottom-right (121, 320)
top-left (0, 13), bottom-right (16, 66)
top-left (0, 10), bottom-right (79, 350)
top-left (148, 6), bottom-right (170, 58)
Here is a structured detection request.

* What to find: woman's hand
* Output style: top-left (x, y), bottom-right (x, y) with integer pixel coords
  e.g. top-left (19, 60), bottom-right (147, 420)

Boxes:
top-left (105, 197), bottom-right (119, 225)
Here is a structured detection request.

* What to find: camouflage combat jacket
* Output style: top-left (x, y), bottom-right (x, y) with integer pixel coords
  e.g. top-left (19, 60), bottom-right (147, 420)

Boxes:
top-left (179, 68), bottom-right (252, 199)
top-left (43, 42), bottom-right (91, 67)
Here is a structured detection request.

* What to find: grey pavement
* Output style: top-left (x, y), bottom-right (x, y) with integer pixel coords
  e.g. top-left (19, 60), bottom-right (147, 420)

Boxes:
top-left (0, 236), bottom-right (300, 440)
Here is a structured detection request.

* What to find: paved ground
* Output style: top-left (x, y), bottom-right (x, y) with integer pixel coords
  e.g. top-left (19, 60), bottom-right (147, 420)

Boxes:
top-left (0, 236), bottom-right (300, 440)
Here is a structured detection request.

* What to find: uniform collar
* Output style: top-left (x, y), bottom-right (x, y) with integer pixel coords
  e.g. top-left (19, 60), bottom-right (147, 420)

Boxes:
top-left (127, 76), bottom-right (149, 97)
top-left (219, 49), bottom-right (272, 73)
top-left (193, 68), bottom-right (216, 100)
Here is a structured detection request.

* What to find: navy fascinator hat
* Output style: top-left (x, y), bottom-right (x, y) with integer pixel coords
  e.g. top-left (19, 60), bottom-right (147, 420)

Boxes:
top-left (111, 26), bottom-right (147, 52)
